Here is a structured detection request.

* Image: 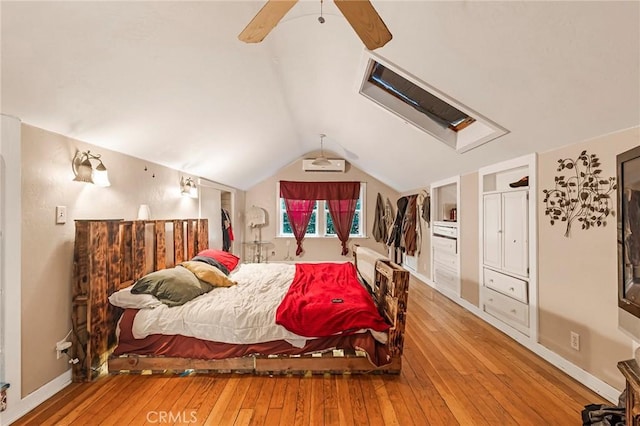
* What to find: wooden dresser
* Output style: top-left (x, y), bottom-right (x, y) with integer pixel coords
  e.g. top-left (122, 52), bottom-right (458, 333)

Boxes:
top-left (618, 359), bottom-right (640, 425)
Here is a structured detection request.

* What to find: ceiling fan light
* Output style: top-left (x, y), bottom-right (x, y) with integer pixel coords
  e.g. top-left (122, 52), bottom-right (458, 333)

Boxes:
top-left (311, 133), bottom-right (332, 166)
top-left (311, 156), bottom-right (332, 166)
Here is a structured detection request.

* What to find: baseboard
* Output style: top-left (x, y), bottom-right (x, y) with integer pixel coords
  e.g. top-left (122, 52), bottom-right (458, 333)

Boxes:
top-left (407, 269), bottom-right (435, 289)
top-left (410, 272), bottom-right (621, 404)
top-left (1, 369), bottom-right (71, 425)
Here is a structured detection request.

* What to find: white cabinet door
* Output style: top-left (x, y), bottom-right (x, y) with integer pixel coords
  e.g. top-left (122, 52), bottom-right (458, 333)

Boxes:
top-left (483, 193), bottom-right (502, 269)
top-left (502, 191), bottom-right (529, 276)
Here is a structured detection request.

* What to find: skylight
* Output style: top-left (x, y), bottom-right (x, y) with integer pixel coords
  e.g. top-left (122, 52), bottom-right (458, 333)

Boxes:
top-left (359, 54), bottom-right (508, 153)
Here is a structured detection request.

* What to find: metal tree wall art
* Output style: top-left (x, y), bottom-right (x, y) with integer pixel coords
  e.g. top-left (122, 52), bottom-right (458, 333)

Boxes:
top-left (542, 150), bottom-right (616, 237)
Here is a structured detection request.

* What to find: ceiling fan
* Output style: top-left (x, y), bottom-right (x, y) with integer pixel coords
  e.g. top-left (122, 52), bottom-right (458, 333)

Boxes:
top-left (238, 0), bottom-right (392, 50)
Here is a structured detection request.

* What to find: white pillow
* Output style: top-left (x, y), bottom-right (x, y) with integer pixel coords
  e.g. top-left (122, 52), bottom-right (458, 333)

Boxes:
top-left (108, 285), bottom-right (162, 309)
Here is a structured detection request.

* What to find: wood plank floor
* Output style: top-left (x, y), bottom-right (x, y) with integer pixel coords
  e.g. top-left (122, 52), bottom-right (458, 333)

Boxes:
top-left (15, 278), bottom-right (608, 425)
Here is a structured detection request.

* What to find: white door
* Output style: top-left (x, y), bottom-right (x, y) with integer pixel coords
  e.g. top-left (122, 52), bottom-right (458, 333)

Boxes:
top-left (483, 193), bottom-right (502, 269)
top-left (502, 190), bottom-right (529, 276)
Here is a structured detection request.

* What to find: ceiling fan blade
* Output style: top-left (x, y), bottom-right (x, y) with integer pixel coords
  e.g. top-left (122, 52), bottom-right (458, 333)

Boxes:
top-left (238, 0), bottom-right (298, 43)
top-left (334, 0), bottom-right (392, 50)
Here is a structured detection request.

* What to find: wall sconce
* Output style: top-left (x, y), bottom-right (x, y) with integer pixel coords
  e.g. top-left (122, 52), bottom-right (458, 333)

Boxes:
top-left (180, 176), bottom-right (198, 198)
top-left (72, 150), bottom-right (111, 187)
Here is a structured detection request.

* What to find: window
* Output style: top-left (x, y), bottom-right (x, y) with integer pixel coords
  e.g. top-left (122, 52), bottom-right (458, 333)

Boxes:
top-left (281, 199), bottom-right (318, 236)
top-left (358, 54), bottom-right (508, 153)
top-left (368, 62), bottom-right (475, 132)
top-left (325, 197), bottom-right (362, 236)
top-left (278, 184), bottom-right (366, 238)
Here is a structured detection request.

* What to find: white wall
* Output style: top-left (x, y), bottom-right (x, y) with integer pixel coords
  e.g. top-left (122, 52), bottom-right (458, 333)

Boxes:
top-left (0, 115), bottom-right (22, 425)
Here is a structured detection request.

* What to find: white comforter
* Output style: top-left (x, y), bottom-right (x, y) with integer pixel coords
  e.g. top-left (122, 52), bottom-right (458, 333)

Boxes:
top-left (132, 263), bottom-right (311, 347)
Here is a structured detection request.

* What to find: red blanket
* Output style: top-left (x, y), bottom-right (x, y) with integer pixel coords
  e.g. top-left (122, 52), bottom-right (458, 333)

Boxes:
top-left (275, 262), bottom-right (390, 337)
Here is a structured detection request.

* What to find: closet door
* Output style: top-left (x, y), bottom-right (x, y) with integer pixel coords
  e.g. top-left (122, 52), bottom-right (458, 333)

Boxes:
top-left (502, 190), bottom-right (529, 276)
top-left (483, 193), bottom-right (502, 269)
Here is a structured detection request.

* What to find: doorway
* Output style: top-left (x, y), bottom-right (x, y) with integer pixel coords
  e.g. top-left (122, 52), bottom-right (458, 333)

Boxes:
top-left (198, 180), bottom-right (235, 254)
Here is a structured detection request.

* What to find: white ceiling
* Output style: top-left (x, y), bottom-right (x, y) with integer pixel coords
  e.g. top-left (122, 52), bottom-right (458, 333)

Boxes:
top-left (2, 1), bottom-right (639, 192)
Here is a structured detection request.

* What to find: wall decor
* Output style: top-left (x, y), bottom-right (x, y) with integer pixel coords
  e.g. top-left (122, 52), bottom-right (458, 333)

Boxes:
top-left (542, 150), bottom-right (616, 237)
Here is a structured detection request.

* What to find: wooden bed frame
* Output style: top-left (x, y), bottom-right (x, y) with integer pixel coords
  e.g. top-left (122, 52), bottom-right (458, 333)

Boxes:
top-left (71, 219), bottom-right (409, 382)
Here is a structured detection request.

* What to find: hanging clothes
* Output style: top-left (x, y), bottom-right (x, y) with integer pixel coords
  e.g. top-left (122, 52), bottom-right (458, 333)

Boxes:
top-left (384, 197), bottom-right (395, 245)
top-left (415, 190), bottom-right (430, 255)
top-left (387, 196), bottom-right (409, 249)
top-left (401, 195), bottom-right (418, 256)
top-left (372, 193), bottom-right (387, 243)
top-left (387, 197), bottom-right (409, 264)
top-left (221, 208), bottom-right (233, 252)
top-left (418, 191), bottom-right (431, 226)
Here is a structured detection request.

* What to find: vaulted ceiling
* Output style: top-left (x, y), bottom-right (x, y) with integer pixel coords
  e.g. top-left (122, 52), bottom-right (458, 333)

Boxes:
top-left (2, 1), bottom-right (639, 192)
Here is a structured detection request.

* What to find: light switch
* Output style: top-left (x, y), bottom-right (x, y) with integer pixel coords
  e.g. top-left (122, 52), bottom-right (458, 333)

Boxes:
top-left (56, 206), bottom-right (67, 224)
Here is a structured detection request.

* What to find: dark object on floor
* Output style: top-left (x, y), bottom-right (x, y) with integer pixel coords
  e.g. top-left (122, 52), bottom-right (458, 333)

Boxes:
top-left (581, 403), bottom-right (624, 425)
top-left (509, 176), bottom-right (529, 188)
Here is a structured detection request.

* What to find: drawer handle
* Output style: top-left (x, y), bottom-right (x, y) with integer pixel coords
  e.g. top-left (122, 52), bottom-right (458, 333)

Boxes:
top-left (509, 287), bottom-right (515, 292)
top-left (488, 298), bottom-right (494, 302)
top-left (510, 309), bottom-right (517, 314)
top-left (489, 279), bottom-right (494, 283)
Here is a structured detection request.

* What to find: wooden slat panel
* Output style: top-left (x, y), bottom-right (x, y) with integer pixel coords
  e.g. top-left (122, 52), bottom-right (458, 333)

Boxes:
top-left (186, 220), bottom-right (196, 259)
top-left (120, 222), bottom-right (133, 282)
top-left (173, 220), bottom-right (185, 264)
top-left (73, 222), bottom-right (90, 298)
top-left (132, 221), bottom-right (146, 279)
top-left (88, 222), bottom-right (108, 381)
top-left (109, 356), bottom-right (254, 372)
top-left (197, 219), bottom-right (209, 252)
top-left (105, 221), bottom-right (122, 351)
top-left (374, 259), bottom-right (409, 356)
top-left (72, 221), bottom-right (93, 381)
top-left (154, 220), bottom-right (166, 270)
top-left (108, 355), bottom-right (401, 376)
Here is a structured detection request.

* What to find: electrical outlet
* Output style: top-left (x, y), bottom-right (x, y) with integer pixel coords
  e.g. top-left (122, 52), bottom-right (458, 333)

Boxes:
top-left (55, 206), bottom-right (67, 224)
top-left (56, 340), bottom-right (72, 359)
top-left (570, 331), bottom-right (580, 351)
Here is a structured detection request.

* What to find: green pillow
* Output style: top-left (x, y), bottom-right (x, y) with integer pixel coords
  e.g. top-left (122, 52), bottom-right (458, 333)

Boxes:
top-left (131, 266), bottom-right (213, 307)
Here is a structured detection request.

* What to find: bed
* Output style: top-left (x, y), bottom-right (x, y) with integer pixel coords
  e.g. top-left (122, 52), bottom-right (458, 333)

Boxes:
top-left (71, 219), bottom-right (409, 382)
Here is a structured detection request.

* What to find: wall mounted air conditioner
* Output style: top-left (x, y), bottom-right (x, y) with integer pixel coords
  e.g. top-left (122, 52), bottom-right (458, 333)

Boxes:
top-left (302, 159), bottom-right (346, 172)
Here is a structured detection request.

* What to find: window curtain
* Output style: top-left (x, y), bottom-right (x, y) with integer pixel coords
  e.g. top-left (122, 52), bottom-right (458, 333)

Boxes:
top-left (327, 198), bottom-right (358, 255)
top-left (280, 181), bottom-right (360, 256)
top-left (282, 199), bottom-right (315, 256)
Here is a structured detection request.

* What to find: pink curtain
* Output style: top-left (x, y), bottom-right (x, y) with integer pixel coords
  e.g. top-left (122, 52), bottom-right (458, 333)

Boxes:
top-left (327, 199), bottom-right (358, 255)
top-left (280, 181), bottom-right (360, 256)
top-left (282, 199), bottom-right (315, 256)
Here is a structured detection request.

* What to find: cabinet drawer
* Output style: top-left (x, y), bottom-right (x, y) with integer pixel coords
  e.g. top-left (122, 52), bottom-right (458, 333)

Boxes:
top-left (433, 236), bottom-right (457, 254)
top-left (484, 268), bottom-right (528, 303)
top-left (433, 223), bottom-right (457, 238)
top-left (433, 250), bottom-right (458, 270)
top-left (434, 262), bottom-right (459, 293)
top-left (483, 287), bottom-right (529, 330)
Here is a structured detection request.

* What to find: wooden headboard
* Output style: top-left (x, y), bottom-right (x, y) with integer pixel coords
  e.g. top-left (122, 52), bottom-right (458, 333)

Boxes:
top-left (71, 219), bottom-right (208, 382)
